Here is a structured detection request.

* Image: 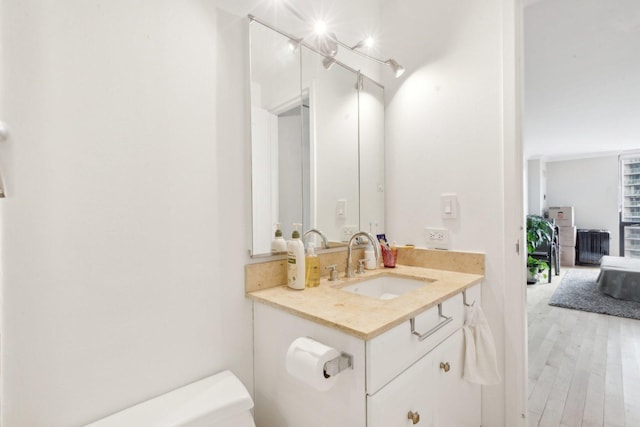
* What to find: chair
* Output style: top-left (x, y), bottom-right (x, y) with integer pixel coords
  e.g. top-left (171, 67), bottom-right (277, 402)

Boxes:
top-left (529, 217), bottom-right (560, 283)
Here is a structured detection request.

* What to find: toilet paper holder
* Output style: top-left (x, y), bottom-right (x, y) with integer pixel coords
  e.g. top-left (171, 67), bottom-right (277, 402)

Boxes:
top-left (323, 352), bottom-right (353, 378)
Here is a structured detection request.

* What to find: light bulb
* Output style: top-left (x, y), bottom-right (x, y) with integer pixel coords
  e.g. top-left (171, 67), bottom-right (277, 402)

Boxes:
top-left (314, 20), bottom-right (327, 35)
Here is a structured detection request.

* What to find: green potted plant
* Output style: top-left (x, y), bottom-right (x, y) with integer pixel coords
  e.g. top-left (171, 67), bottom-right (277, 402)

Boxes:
top-left (526, 215), bottom-right (552, 284)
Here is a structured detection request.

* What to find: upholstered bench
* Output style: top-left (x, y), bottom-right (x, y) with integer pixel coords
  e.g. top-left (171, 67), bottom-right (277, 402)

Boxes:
top-left (596, 255), bottom-right (640, 303)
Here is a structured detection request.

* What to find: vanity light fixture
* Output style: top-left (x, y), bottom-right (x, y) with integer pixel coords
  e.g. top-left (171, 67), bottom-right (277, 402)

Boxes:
top-left (280, 1), bottom-right (405, 78)
top-left (287, 37), bottom-right (302, 52)
top-left (248, 13), bottom-right (404, 78)
top-left (385, 59), bottom-right (405, 78)
top-left (314, 20), bottom-right (327, 35)
top-left (330, 36), bottom-right (405, 78)
top-left (322, 56), bottom-right (336, 70)
top-left (318, 33), bottom-right (338, 57)
top-left (351, 36), bottom-right (375, 50)
top-left (313, 20), bottom-right (338, 57)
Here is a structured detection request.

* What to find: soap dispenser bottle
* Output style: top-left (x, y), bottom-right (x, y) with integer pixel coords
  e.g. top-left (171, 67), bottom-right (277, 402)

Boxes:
top-left (305, 242), bottom-right (321, 287)
top-left (287, 223), bottom-right (305, 290)
top-left (271, 223), bottom-right (287, 253)
top-left (364, 241), bottom-right (377, 270)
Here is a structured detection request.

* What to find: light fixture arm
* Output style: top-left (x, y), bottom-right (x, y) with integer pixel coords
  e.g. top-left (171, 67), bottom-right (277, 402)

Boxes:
top-left (330, 36), bottom-right (404, 77)
top-left (332, 37), bottom-right (386, 66)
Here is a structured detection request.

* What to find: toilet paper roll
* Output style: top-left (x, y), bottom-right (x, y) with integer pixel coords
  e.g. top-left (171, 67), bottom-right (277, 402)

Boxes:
top-left (285, 337), bottom-right (340, 391)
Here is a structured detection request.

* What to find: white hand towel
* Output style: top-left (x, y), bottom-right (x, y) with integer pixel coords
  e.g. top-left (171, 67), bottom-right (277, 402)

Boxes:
top-left (462, 304), bottom-right (501, 385)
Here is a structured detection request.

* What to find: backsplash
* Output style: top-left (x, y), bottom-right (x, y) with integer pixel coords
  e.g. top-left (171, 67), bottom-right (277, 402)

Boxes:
top-left (245, 247), bottom-right (484, 293)
top-left (396, 247), bottom-right (485, 275)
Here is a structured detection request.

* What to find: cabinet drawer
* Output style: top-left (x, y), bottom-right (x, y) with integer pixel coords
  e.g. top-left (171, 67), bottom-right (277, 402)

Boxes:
top-left (367, 348), bottom-right (435, 427)
top-left (365, 292), bottom-right (464, 394)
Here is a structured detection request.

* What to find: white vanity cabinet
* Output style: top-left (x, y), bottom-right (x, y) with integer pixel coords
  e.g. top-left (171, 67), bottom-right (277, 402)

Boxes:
top-left (253, 283), bottom-right (481, 427)
top-left (368, 329), bottom-right (480, 427)
top-left (367, 284), bottom-right (481, 427)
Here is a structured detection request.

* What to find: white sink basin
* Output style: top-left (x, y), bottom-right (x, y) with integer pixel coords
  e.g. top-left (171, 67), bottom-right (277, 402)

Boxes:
top-left (339, 276), bottom-right (432, 300)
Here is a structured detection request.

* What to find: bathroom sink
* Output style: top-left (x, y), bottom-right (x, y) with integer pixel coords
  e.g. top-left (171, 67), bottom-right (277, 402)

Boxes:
top-left (339, 276), bottom-right (432, 300)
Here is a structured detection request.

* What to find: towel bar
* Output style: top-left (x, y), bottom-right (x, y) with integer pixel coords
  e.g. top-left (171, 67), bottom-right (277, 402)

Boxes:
top-left (410, 303), bottom-right (453, 341)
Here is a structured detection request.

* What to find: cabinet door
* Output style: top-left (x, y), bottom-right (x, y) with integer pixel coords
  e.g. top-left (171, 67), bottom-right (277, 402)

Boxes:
top-left (432, 329), bottom-right (481, 427)
top-left (367, 351), bottom-right (435, 427)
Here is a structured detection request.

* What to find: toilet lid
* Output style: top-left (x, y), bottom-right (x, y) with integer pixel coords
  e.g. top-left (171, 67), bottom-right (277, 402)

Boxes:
top-left (87, 370), bottom-right (254, 427)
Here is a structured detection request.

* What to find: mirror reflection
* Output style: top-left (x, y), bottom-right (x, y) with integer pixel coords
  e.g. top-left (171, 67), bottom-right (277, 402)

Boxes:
top-left (249, 19), bottom-right (385, 256)
top-left (250, 21), bottom-right (302, 254)
top-left (301, 46), bottom-right (360, 249)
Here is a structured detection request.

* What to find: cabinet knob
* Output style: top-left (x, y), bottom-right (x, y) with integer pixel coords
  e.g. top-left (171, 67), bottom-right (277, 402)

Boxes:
top-left (407, 410), bottom-right (420, 424)
top-left (439, 361), bottom-right (450, 372)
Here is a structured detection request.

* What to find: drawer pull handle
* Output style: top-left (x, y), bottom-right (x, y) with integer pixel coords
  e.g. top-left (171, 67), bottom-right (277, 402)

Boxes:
top-left (440, 361), bottom-right (451, 372)
top-left (409, 303), bottom-right (453, 341)
top-left (407, 410), bottom-right (421, 424)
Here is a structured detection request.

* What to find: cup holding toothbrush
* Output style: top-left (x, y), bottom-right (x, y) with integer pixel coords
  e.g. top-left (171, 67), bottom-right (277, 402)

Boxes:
top-left (381, 245), bottom-right (398, 268)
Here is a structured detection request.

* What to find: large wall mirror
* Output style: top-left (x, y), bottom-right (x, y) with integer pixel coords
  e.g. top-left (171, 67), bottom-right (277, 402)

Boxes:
top-left (249, 17), bottom-right (385, 256)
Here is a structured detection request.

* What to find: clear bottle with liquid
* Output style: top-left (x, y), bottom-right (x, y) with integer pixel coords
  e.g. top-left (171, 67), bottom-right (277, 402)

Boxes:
top-left (305, 243), bottom-right (321, 287)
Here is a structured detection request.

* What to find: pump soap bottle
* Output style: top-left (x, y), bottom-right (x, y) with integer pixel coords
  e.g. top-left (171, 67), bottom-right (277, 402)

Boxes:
top-left (305, 242), bottom-right (321, 287)
top-left (271, 223), bottom-right (287, 253)
top-left (287, 223), bottom-right (305, 290)
top-left (364, 241), bottom-right (377, 270)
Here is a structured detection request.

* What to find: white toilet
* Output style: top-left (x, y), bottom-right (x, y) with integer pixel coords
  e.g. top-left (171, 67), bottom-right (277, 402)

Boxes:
top-left (87, 370), bottom-right (255, 427)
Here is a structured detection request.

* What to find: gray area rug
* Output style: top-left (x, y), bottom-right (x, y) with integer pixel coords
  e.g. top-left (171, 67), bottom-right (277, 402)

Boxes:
top-left (548, 268), bottom-right (640, 320)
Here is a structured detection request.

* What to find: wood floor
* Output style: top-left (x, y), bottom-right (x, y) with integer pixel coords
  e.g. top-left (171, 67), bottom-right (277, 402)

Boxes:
top-left (527, 267), bottom-right (640, 427)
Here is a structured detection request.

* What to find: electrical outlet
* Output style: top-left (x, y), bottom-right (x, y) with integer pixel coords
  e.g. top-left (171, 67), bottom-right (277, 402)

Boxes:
top-left (342, 225), bottom-right (358, 242)
top-left (425, 227), bottom-right (449, 248)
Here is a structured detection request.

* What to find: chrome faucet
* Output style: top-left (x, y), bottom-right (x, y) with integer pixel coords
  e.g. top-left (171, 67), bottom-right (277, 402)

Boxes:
top-left (345, 231), bottom-right (381, 278)
top-left (303, 228), bottom-right (329, 249)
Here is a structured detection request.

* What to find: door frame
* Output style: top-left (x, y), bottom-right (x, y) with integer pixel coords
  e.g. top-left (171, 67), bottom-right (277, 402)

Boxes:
top-left (503, 0), bottom-right (528, 425)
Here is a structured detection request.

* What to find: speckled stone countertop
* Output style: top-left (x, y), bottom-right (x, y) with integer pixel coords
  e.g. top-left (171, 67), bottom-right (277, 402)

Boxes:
top-left (247, 265), bottom-right (483, 340)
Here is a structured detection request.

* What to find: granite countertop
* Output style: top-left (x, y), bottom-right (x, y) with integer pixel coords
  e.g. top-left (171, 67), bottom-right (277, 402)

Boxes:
top-left (246, 264), bottom-right (483, 340)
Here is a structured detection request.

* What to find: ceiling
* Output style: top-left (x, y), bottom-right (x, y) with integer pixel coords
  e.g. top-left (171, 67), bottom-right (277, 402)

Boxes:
top-left (524, 0), bottom-right (640, 160)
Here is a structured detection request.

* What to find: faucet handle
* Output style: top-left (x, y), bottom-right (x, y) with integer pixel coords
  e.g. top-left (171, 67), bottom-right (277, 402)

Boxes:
top-left (326, 264), bottom-right (339, 281)
top-left (357, 259), bottom-right (368, 274)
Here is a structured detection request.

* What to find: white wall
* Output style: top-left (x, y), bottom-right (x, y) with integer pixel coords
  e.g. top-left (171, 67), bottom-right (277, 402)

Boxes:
top-left (1, 2), bottom-right (253, 425)
top-left (382, 0), bottom-right (519, 425)
top-left (546, 156), bottom-right (620, 255)
top-left (527, 160), bottom-right (541, 215)
top-left (527, 158), bottom-right (547, 215)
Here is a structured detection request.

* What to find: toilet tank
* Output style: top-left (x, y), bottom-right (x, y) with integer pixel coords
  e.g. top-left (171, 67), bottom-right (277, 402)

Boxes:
top-left (86, 370), bottom-right (255, 427)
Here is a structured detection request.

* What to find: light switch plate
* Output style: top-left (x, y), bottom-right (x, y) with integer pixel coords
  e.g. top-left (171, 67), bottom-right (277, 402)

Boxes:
top-left (441, 194), bottom-right (458, 219)
top-left (336, 199), bottom-right (347, 219)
